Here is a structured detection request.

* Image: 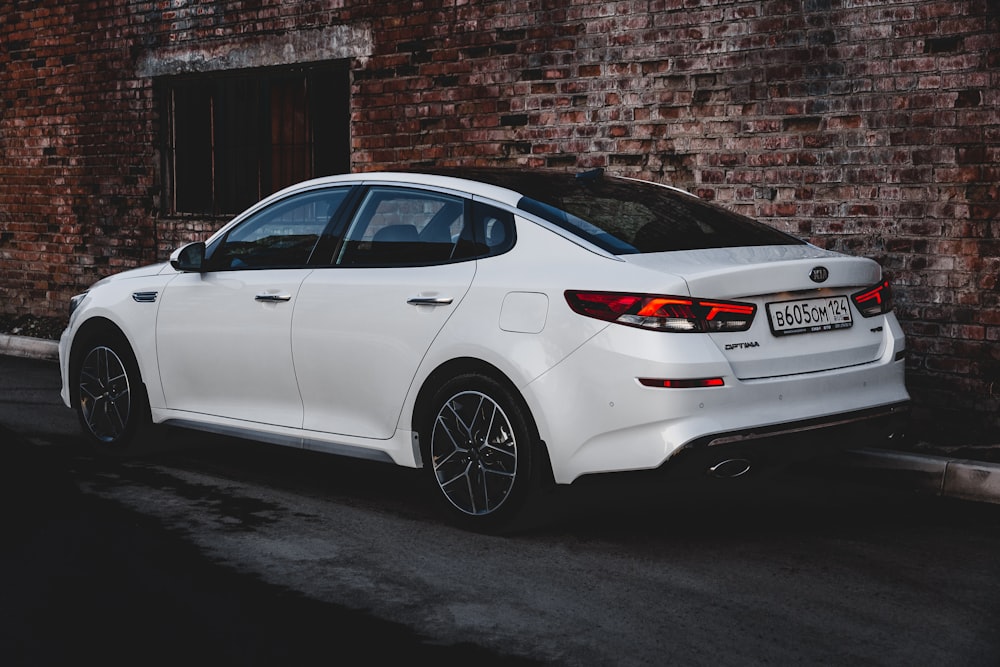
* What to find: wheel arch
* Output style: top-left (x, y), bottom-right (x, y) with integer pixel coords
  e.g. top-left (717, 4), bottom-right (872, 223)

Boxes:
top-left (67, 317), bottom-right (139, 409)
top-left (411, 357), bottom-right (555, 485)
top-left (67, 314), bottom-right (155, 452)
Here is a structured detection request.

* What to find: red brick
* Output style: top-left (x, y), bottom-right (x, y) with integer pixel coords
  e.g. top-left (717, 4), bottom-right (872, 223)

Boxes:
top-left (1, 0), bottom-right (998, 437)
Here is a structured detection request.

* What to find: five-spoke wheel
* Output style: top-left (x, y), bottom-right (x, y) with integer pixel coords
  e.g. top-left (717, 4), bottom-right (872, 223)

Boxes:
top-left (78, 345), bottom-right (132, 442)
top-left (73, 332), bottom-right (149, 451)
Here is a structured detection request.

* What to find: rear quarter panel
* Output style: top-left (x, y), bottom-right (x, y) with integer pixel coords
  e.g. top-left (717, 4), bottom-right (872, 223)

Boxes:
top-left (403, 216), bottom-right (691, 444)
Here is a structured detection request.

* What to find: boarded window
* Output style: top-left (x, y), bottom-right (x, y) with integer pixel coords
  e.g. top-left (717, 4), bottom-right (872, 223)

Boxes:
top-left (162, 65), bottom-right (350, 215)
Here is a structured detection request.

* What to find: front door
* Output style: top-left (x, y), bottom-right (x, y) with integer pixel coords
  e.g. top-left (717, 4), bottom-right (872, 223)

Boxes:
top-left (155, 186), bottom-right (351, 428)
top-left (157, 269), bottom-right (310, 427)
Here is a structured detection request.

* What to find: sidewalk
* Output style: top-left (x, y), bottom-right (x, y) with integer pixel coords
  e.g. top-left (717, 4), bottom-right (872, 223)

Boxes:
top-left (3, 331), bottom-right (998, 506)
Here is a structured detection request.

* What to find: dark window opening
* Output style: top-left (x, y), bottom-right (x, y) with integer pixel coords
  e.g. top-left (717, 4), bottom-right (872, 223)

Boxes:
top-left (162, 64), bottom-right (350, 216)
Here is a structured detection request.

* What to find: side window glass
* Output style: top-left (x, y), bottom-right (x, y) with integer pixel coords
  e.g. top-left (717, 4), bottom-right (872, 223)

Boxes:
top-left (338, 188), bottom-right (466, 266)
top-left (210, 188), bottom-right (348, 270)
top-left (458, 202), bottom-right (514, 259)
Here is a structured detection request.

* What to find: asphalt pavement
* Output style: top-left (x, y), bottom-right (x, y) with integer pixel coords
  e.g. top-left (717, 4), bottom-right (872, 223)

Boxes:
top-left (2, 331), bottom-right (998, 507)
top-left (0, 337), bottom-right (539, 664)
top-left (2, 333), bottom-right (999, 665)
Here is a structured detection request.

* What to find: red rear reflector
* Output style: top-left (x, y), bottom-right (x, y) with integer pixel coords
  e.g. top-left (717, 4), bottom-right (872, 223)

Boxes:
top-left (639, 377), bottom-right (725, 388)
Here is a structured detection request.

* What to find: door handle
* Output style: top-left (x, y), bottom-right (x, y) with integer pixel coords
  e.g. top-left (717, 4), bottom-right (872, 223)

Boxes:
top-left (406, 296), bottom-right (454, 307)
top-left (255, 293), bottom-right (292, 302)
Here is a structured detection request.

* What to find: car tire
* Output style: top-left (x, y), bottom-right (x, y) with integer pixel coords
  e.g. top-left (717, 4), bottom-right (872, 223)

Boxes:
top-left (72, 330), bottom-right (151, 454)
top-left (422, 372), bottom-right (544, 532)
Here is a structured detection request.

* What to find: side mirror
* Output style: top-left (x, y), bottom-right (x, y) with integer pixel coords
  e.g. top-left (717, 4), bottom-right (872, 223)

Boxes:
top-left (170, 242), bottom-right (206, 272)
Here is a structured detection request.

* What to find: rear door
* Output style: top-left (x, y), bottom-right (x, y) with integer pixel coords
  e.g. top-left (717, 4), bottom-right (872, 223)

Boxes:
top-left (292, 186), bottom-right (477, 439)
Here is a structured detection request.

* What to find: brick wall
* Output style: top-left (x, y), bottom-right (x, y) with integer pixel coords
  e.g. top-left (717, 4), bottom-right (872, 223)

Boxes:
top-left (0, 2), bottom-right (159, 318)
top-left (1, 0), bottom-right (997, 440)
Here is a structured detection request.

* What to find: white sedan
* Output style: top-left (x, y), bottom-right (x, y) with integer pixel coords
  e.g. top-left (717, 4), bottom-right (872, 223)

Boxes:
top-left (59, 169), bottom-right (909, 529)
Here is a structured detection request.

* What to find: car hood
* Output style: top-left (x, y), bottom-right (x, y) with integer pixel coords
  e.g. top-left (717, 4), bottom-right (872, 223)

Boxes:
top-left (620, 244), bottom-right (880, 299)
top-left (89, 262), bottom-right (173, 290)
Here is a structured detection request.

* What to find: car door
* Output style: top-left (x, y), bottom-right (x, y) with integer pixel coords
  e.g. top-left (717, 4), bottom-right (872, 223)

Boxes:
top-left (292, 186), bottom-right (477, 440)
top-left (156, 187), bottom-right (350, 428)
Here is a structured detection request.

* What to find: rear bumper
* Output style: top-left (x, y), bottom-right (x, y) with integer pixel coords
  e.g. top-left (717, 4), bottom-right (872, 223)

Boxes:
top-left (659, 400), bottom-right (910, 479)
top-left (687, 400), bottom-right (908, 450)
top-left (527, 320), bottom-right (910, 484)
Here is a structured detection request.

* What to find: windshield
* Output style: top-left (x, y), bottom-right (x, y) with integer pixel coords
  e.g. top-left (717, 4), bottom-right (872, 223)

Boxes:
top-left (433, 168), bottom-right (805, 255)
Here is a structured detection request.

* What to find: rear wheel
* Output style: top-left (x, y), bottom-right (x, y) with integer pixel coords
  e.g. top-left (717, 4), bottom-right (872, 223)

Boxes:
top-left (423, 373), bottom-right (543, 531)
top-left (73, 331), bottom-right (150, 453)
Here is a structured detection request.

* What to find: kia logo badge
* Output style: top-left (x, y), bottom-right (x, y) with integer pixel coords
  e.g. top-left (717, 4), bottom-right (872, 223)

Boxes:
top-left (809, 266), bottom-right (829, 283)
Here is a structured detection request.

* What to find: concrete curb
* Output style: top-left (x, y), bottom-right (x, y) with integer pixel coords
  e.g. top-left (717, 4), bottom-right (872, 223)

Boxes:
top-left (0, 334), bottom-right (59, 361)
top-left (845, 448), bottom-right (1000, 506)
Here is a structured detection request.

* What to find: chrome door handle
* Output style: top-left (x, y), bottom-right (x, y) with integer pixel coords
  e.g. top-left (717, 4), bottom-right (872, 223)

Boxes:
top-left (255, 293), bottom-right (292, 302)
top-left (407, 296), bottom-right (454, 307)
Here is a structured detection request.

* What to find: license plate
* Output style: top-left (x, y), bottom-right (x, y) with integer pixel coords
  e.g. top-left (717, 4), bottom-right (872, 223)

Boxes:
top-left (766, 296), bottom-right (853, 336)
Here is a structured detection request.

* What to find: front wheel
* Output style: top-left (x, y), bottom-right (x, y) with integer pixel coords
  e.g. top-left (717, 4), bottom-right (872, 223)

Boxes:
top-left (422, 373), bottom-right (545, 531)
top-left (73, 332), bottom-right (150, 453)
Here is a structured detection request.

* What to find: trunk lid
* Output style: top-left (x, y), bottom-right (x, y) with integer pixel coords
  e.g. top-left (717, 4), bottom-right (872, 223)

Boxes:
top-left (623, 245), bottom-right (887, 379)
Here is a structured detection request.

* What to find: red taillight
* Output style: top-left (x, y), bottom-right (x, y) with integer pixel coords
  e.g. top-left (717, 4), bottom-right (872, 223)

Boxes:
top-left (851, 279), bottom-right (893, 318)
top-left (564, 291), bottom-right (756, 332)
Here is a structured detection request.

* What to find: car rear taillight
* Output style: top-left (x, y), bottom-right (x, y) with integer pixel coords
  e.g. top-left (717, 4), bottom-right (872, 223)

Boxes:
top-left (851, 279), bottom-right (893, 317)
top-left (564, 291), bottom-right (756, 333)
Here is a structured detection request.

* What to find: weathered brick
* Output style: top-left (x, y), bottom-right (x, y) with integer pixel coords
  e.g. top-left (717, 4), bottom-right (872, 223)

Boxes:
top-left (0, 0), bottom-right (997, 438)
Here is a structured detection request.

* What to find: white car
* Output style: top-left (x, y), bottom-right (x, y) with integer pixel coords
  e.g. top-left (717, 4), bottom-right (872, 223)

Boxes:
top-left (59, 169), bottom-right (909, 528)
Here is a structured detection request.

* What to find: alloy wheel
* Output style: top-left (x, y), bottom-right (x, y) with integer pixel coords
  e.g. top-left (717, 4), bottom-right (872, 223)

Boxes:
top-left (430, 390), bottom-right (518, 516)
top-left (78, 345), bottom-right (132, 443)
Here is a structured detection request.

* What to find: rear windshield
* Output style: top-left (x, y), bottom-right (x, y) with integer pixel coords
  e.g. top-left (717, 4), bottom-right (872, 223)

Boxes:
top-left (440, 169), bottom-right (804, 255)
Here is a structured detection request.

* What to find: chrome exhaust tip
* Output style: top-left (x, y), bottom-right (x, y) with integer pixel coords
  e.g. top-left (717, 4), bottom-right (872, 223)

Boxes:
top-left (708, 458), bottom-right (752, 479)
